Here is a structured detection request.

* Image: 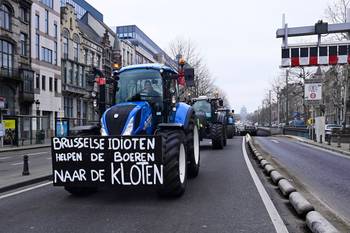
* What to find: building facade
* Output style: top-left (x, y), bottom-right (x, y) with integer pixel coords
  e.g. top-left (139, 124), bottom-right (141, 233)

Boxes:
top-left (60, 0), bottom-right (102, 21)
top-left (0, 0), bottom-right (34, 115)
top-left (61, 3), bottom-right (89, 126)
top-left (31, 0), bottom-right (62, 138)
top-left (0, 0), bottom-right (34, 146)
top-left (116, 25), bottom-right (177, 68)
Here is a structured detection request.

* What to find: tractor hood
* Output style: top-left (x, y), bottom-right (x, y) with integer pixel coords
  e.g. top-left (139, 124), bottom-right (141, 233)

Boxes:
top-left (101, 101), bottom-right (153, 136)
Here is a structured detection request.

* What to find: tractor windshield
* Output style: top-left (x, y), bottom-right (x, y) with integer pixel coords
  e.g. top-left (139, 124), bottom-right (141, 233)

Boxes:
top-left (192, 100), bottom-right (212, 118)
top-left (116, 69), bottom-right (163, 104)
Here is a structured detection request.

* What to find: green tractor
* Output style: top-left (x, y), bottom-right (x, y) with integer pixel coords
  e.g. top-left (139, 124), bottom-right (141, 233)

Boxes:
top-left (191, 96), bottom-right (227, 149)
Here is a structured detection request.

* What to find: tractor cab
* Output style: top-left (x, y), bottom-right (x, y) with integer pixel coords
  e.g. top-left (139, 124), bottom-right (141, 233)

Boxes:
top-left (191, 96), bottom-right (227, 149)
top-left (101, 64), bottom-right (194, 136)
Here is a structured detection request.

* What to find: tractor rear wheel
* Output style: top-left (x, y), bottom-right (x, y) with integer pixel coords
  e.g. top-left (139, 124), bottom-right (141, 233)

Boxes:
top-left (157, 129), bottom-right (187, 197)
top-left (211, 123), bottom-right (224, 149)
top-left (186, 116), bottom-right (200, 178)
top-left (227, 126), bottom-right (234, 139)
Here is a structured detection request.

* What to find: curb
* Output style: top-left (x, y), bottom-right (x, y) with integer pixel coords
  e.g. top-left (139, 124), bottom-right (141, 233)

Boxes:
top-left (0, 175), bottom-right (52, 194)
top-left (306, 211), bottom-right (340, 233)
top-left (270, 171), bottom-right (284, 184)
top-left (282, 135), bottom-right (350, 158)
top-left (278, 179), bottom-right (296, 197)
top-left (0, 144), bottom-right (50, 153)
top-left (245, 134), bottom-right (339, 233)
top-left (289, 191), bottom-right (315, 216)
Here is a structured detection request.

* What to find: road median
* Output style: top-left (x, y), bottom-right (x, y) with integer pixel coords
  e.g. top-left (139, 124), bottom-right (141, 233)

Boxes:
top-left (246, 134), bottom-right (340, 233)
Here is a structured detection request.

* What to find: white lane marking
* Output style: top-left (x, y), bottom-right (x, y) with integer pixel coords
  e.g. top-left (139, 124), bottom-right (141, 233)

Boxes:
top-left (0, 182), bottom-right (52, 200)
top-left (11, 162), bottom-right (24, 166)
top-left (242, 137), bottom-right (289, 233)
top-left (27, 152), bottom-right (48, 156)
top-left (46, 157), bottom-right (51, 160)
top-left (271, 139), bottom-right (280, 144)
top-left (280, 137), bottom-right (350, 161)
top-left (0, 156), bottom-right (10, 160)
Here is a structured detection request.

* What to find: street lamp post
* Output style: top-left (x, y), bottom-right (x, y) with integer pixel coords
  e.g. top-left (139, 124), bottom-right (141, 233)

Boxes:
top-left (35, 99), bottom-right (40, 130)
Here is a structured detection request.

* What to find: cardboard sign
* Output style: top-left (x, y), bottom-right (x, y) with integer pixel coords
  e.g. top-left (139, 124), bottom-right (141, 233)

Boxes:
top-left (51, 136), bottom-right (163, 186)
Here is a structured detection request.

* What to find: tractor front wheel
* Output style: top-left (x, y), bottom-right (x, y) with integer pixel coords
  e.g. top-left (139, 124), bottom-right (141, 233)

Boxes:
top-left (157, 129), bottom-right (187, 197)
top-left (186, 116), bottom-right (200, 178)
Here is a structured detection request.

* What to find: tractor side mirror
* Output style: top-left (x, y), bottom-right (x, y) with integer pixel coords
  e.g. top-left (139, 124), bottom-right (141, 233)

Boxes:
top-left (184, 68), bottom-right (195, 87)
top-left (219, 99), bottom-right (224, 107)
top-left (232, 109), bottom-right (234, 114)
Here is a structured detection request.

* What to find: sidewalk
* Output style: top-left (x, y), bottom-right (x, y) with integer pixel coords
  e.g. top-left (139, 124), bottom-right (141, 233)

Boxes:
top-left (0, 143), bottom-right (50, 153)
top-left (281, 135), bottom-right (350, 157)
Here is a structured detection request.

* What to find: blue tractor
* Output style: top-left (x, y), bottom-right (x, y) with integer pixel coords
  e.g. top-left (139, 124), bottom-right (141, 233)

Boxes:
top-left (62, 64), bottom-right (200, 197)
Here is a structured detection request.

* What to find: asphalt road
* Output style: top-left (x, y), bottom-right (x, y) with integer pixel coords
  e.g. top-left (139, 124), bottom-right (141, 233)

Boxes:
top-left (0, 137), bottom-right (293, 233)
top-left (255, 136), bottom-right (350, 224)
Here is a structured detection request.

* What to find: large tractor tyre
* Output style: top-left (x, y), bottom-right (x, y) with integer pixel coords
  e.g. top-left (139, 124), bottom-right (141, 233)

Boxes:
top-left (64, 186), bottom-right (97, 196)
top-left (64, 131), bottom-right (98, 196)
top-left (186, 116), bottom-right (200, 178)
top-left (157, 130), bottom-right (188, 197)
top-left (227, 126), bottom-right (234, 139)
top-left (211, 124), bottom-right (224, 150)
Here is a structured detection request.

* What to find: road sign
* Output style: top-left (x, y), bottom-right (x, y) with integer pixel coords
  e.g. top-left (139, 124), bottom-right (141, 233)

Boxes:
top-left (304, 82), bottom-right (322, 105)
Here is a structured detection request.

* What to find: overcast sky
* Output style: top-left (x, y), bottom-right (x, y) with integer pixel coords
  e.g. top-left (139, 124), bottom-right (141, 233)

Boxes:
top-left (89, 0), bottom-right (331, 113)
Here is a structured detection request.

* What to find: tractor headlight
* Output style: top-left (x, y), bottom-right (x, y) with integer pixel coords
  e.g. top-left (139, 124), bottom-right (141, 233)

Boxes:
top-left (100, 127), bottom-right (108, 136)
top-left (123, 117), bottom-right (134, 136)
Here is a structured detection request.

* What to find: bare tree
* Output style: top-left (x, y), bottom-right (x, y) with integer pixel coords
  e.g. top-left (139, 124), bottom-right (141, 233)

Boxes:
top-left (168, 37), bottom-right (214, 98)
top-left (325, 0), bottom-right (350, 40)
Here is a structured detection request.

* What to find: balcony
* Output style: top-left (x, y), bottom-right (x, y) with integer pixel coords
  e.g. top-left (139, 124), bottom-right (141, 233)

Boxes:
top-left (19, 69), bottom-right (35, 103)
top-left (0, 67), bottom-right (21, 81)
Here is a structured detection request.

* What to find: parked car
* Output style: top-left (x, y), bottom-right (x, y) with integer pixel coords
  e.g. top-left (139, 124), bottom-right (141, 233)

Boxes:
top-left (325, 124), bottom-right (342, 140)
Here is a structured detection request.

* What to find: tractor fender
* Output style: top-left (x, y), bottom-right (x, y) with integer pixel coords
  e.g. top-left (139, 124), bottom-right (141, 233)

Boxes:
top-left (174, 103), bottom-right (194, 131)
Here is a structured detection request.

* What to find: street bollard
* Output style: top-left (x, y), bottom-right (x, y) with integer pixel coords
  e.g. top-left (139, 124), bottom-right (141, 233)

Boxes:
top-left (319, 135), bottom-right (322, 144)
top-left (337, 135), bottom-right (341, 148)
top-left (22, 155), bottom-right (30, 176)
top-left (328, 136), bottom-right (331, 145)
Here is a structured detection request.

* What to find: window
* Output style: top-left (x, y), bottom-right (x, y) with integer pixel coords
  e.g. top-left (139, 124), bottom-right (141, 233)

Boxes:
top-left (74, 64), bottom-right (78, 85)
top-left (22, 71), bottom-right (33, 93)
top-left (49, 77), bottom-right (53, 91)
top-left (41, 47), bottom-right (52, 63)
top-left (42, 75), bottom-right (46, 90)
top-left (69, 62), bottom-right (73, 84)
top-left (20, 7), bottom-right (28, 23)
top-left (35, 14), bottom-right (39, 30)
top-left (79, 66), bottom-right (84, 87)
top-left (41, 0), bottom-right (53, 8)
top-left (64, 97), bottom-right (73, 118)
top-left (54, 23), bottom-right (58, 38)
top-left (73, 41), bottom-right (78, 61)
top-left (63, 36), bottom-right (68, 59)
top-left (0, 4), bottom-right (11, 30)
top-left (84, 49), bottom-right (88, 64)
top-left (54, 42), bottom-right (57, 65)
top-left (44, 10), bottom-right (48, 34)
top-left (0, 40), bottom-right (13, 70)
top-left (35, 34), bottom-right (40, 59)
top-left (97, 55), bottom-right (101, 68)
top-left (54, 78), bottom-right (58, 92)
top-left (35, 74), bottom-right (40, 89)
top-left (20, 33), bottom-right (27, 56)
